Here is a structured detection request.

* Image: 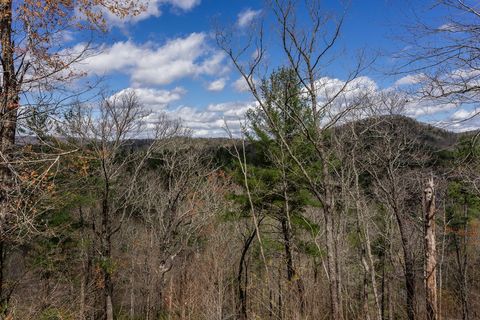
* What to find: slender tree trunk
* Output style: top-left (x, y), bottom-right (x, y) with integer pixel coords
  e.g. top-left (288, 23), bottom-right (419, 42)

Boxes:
top-left (101, 175), bottom-right (114, 320)
top-left (0, 239), bottom-right (5, 313)
top-left (325, 203), bottom-right (343, 319)
top-left (381, 260), bottom-right (386, 320)
top-left (129, 260), bottom-right (135, 320)
top-left (423, 178), bottom-right (437, 320)
top-left (352, 151), bottom-right (382, 320)
top-left (322, 154), bottom-right (343, 320)
top-left (453, 195), bottom-right (469, 320)
top-left (280, 202), bottom-right (305, 314)
top-left (238, 229), bottom-right (256, 320)
top-left (0, 0), bottom-right (17, 236)
top-left (0, 0), bottom-right (16, 150)
top-left (0, 5), bottom-right (16, 318)
top-left (396, 214), bottom-right (416, 320)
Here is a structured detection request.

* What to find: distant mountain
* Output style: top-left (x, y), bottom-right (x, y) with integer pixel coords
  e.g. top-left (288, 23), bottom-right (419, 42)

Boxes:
top-left (338, 115), bottom-right (465, 151)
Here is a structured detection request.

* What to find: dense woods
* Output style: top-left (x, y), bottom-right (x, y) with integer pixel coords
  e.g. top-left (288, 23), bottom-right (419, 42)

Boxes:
top-left (0, 0), bottom-right (479, 319)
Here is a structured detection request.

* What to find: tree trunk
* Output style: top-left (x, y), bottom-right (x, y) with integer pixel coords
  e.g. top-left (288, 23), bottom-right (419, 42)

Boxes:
top-left (453, 195), bottom-right (469, 320)
top-left (396, 214), bottom-right (416, 320)
top-left (101, 176), bottom-right (114, 320)
top-left (325, 204), bottom-right (343, 319)
top-left (0, 0), bottom-right (17, 231)
top-left (0, 3), bottom-right (16, 318)
top-left (322, 154), bottom-right (343, 320)
top-left (238, 229), bottom-right (256, 320)
top-left (423, 178), bottom-right (437, 320)
top-left (0, 0), bottom-right (16, 150)
top-left (280, 204), bottom-right (305, 315)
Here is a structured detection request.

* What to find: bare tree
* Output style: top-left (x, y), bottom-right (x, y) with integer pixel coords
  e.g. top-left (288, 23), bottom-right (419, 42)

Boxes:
top-left (424, 177), bottom-right (438, 320)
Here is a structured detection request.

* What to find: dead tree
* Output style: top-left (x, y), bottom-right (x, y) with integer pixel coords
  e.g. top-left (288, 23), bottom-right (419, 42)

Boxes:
top-left (423, 177), bottom-right (437, 320)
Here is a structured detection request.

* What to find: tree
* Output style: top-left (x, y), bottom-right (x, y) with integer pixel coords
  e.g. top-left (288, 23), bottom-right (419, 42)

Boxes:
top-left (245, 67), bottom-right (315, 317)
top-left (424, 177), bottom-right (437, 320)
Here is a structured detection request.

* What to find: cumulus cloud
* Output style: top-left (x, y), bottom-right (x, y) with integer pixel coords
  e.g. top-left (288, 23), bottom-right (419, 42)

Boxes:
top-left (74, 33), bottom-right (228, 86)
top-left (437, 108), bottom-right (480, 132)
top-left (207, 78), bottom-right (227, 91)
top-left (403, 101), bottom-right (457, 117)
top-left (451, 108), bottom-right (478, 121)
top-left (232, 76), bottom-right (251, 92)
top-left (237, 9), bottom-right (262, 28)
top-left (171, 101), bottom-right (255, 137)
top-left (394, 74), bottom-right (424, 86)
top-left (110, 85), bottom-right (254, 137)
top-left (115, 87), bottom-right (186, 111)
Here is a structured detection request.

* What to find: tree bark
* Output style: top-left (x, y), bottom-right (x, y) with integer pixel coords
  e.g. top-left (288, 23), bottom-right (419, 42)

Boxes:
top-left (0, 0), bottom-right (17, 150)
top-left (423, 178), bottom-right (437, 320)
top-left (0, 0), bottom-right (17, 230)
top-left (238, 229), bottom-right (256, 320)
top-left (0, 3), bottom-right (16, 317)
top-left (319, 149), bottom-right (343, 320)
top-left (397, 216), bottom-right (416, 320)
top-left (101, 170), bottom-right (114, 320)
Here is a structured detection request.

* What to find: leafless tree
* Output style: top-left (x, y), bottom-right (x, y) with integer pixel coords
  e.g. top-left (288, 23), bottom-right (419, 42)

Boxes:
top-left (424, 177), bottom-right (438, 320)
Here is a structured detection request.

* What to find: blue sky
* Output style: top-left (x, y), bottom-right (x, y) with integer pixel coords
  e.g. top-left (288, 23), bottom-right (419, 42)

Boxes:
top-left (63, 0), bottom-right (479, 136)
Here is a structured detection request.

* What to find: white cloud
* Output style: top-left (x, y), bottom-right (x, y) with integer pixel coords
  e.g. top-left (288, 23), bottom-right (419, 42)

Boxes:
top-left (171, 101), bottom-right (255, 137)
top-left (74, 33), bottom-right (227, 86)
top-left (404, 101), bottom-right (457, 117)
top-left (207, 78), bottom-right (227, 91)
top-left (115, 87), bottom-right (186, 111)
top-left (111, 84), bottom-right (254, 137)
top-left (232, 76), bottom-right (251, 92)
top-left (101, 0), bottom-right (201, 25)
top-left (437, 23), bottom-right (460, 32)
top-left (394, 74), bottom-right (424, 86)
top-left (237, 9), bottom-right (261, 28)
top-left (451, 108), bottom-right (479, 121)
top-left (161, 0), bottom-right (200, 11)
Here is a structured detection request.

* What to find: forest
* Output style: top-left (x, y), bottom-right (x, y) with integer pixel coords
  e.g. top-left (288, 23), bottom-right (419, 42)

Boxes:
top-left (0, 0), bottom-right (479, 320)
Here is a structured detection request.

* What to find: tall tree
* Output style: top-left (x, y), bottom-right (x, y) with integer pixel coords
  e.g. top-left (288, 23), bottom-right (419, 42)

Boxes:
top-left (424, 177), bottom-right (437, 320)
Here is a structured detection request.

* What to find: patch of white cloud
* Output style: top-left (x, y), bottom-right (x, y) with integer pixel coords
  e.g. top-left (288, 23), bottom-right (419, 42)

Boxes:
top-left (101, 0), bottom-right (201, 25)
top-left (237, 9), bottom-right (262, 28)
top-left (437, 23), bottom-right (461, 32)
top-left (232, 76), bottom-right (252, 92)
top-left (171, 101), bottom-right (255, 137)
top-left (403, 101), bottom-right (457, 117)
top-left (394, 74), bottom-right (424, 86)
top-left (207, 78), bottom-right (227, 91)
top-left (73, 33), bottom-right (228, 87)
top-left (451, 108), bottom-right (478, 121)
top-left (115, 87), bottom-right (186, 111)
